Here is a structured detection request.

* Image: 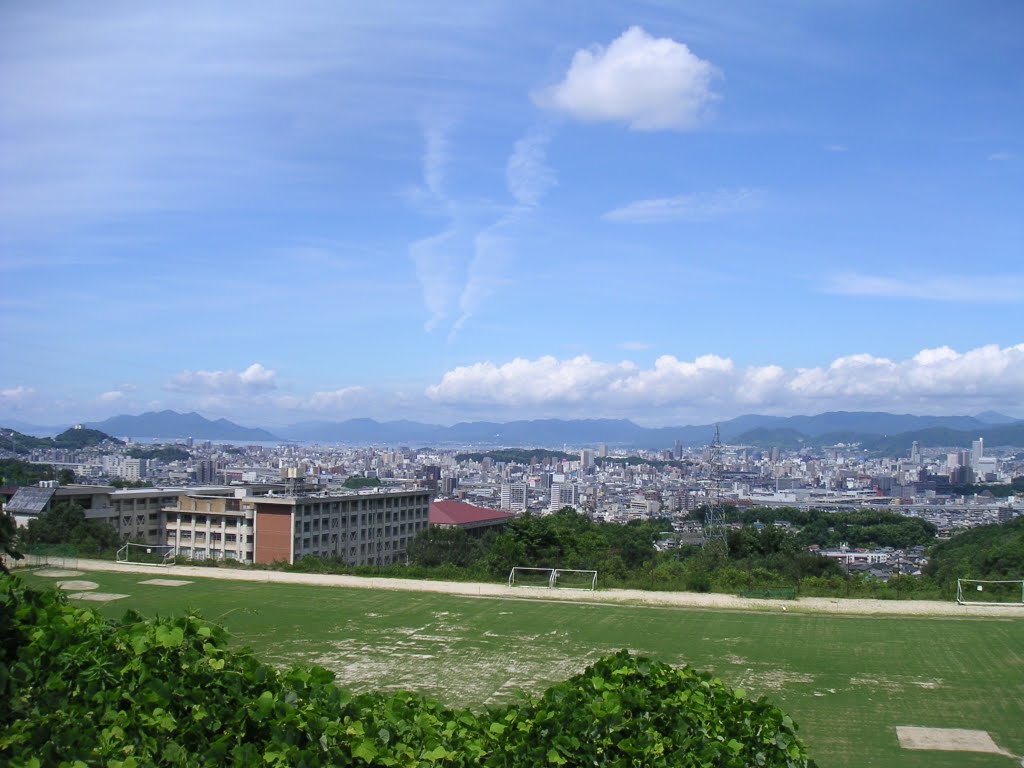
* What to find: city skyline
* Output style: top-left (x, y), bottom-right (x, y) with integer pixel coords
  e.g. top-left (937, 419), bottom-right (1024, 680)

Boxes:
top-left (2, 2), bottom-right (1022, 427)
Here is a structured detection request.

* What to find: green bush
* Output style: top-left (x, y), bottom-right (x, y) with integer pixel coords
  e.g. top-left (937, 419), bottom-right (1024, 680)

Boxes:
top-left (0, 576), bottom-right (816, 767)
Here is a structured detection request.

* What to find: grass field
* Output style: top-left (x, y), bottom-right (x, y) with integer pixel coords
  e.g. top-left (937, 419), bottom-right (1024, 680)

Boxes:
top-left (19, 568), bottom-right (1024, 768)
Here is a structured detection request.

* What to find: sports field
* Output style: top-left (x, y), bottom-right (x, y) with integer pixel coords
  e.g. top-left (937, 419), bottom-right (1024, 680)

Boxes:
top-left (18, 567), bottom-right (1024, 768)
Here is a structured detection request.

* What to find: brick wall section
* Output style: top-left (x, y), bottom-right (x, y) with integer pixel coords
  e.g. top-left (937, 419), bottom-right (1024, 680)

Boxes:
top-left (254, 504), bottom-right (293, 564)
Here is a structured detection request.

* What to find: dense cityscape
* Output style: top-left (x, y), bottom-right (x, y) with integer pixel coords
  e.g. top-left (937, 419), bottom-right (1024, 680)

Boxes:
top-left (4, 416), bottom-right (1020, 582)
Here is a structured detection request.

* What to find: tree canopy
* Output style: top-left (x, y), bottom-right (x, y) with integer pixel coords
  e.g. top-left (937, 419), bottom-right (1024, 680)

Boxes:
top-left (21, 501), bottom-right (122, 555)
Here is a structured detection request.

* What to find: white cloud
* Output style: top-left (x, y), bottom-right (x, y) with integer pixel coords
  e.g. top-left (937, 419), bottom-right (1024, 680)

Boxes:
top-left (426, 355), bottom-right (639, 406)
top-left (97, 390), bottom-right (126, 403)
top-left (823, 272), bottom-right (1024, 303)
top-left (988, 151), bottom-right (1016, 161)
top-left (603, 188), bottom-right (763, 223)
top-left (410, 121), bottom-right (556, 337)
top-left (305, 387), bottom-right (370, 411)
top-left (410, 224), bottom-right (464, 332)
top-left (0, 386), bottom-right (34, 402)
top-left (533, 26), bottom-right (720, 131)
top-left (166, 363), bottom-right (278, 394)
top-left (825, 144), bottom-right (848, 152)
top-left (426, 344), bottom-right (1024, 414)
top-left (506, 129), bottom-right (556, 207)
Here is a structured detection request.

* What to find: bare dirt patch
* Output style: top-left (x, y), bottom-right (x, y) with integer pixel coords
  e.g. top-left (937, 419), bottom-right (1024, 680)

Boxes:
top-left (56, 580), bottom-right (98, 591)
top-left (67, 592), bottom-right (129, 602)
top-left (896, 726), bottom-right (1013, 756)
top-left (35, 569), bottom-right (84, 578)
top-left (139, 579), bottom-right (193, 587)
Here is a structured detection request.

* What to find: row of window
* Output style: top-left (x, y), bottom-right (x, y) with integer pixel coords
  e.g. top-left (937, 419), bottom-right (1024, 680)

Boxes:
top-left (298, 495), bottom-right (429, 515)
top-left (169, 532), bottom-right (253, 543)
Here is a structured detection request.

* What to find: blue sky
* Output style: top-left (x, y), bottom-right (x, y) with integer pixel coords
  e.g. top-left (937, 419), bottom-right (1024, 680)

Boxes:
top-left (1, 1), bottom-right (1022, 428)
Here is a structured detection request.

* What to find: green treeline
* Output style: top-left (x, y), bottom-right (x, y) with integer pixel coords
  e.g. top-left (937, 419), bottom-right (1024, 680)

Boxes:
top-left (734, 508), bottom-right (937, 549)
top-left (948, 480), bottom-right (1024, 498)
top-left (0, 459), bottom-right (63, 487)
top-left (127, 446), bottom-right (191, 461)
top-left (342, 476), bottom-right (382, 489)
top-left (0, 427), bottom-right (122, 454)
top-left (20, 501), bottom-right (122, 556)
top-left (0, 577), bottom-right (816, 767)
top-left (925, 516), bottom-right (1024, 584)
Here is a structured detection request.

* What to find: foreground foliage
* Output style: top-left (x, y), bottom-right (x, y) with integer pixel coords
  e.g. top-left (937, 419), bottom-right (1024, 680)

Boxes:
top-left (0, 576), bottom-right (816, 767)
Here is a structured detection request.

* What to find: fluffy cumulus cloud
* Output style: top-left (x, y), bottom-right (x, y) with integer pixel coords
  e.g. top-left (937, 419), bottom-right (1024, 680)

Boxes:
top-left (165, 363), bottom-right (277, 394)
top-left (533, 26), bottom-right (720, 131)
top-left (426, 344), bottom-right (1024, 415)
top-left (603, 188), bottom-right (763, 223)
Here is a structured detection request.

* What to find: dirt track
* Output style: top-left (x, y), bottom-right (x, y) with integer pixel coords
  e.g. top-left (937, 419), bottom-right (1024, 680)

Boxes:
top-left (21, 557), bottom-right (1024, 618)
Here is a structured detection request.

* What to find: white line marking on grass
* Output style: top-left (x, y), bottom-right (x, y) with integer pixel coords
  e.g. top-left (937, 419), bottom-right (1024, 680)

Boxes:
top-left (67, 592), bottom-right (129, 602)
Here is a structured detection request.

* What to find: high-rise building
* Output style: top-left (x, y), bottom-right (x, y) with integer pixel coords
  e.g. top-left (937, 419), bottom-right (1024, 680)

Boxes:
top-left (971, 438), bottom-right (984, 469)
top-left (500, 482), bottom-right (528, 511)
top-left (548, 481), bottom-right (579, 511)
top-left (598, 443), bottom-right (608, 458)
top-left (580, 449), bottom-right (595, 469)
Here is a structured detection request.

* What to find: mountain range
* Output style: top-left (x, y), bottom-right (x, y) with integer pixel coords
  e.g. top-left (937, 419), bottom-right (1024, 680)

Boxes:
top-left (2, 409), bottom-right (1021, 451)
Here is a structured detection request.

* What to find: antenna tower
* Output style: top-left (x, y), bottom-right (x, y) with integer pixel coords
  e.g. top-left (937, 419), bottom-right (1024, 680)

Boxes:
top-left (703, 425), bottom-right (727, 546)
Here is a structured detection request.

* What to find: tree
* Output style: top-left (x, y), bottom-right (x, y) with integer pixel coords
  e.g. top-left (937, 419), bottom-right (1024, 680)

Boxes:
top-left (406, 526), bottom-right (484, 568)
top-left (22, 502), bottom-right (122, 555)
top-left (0, 513), bottom-right (21, 574)
top-left (342, 476), bottom-right (381, 489)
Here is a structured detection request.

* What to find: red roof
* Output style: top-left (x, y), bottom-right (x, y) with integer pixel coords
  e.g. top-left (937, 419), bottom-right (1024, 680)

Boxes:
top-left (429, 500), bottom-right (514, 527)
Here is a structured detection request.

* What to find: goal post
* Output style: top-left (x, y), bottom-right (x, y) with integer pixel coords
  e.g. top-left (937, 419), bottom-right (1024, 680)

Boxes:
top-left (508, 566), bottom-right (597, 591)
top-left (956, 578), bottom-right (1024, 605)
top-left (117, 542), bottom-right (176, 567)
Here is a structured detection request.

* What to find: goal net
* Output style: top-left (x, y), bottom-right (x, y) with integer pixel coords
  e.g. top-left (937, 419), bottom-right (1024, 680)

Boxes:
top-left (508, 566), bottom-right (597, 591)
top-left (956, 579), bottom-right (1024, 605)
top-left (117, 542), bottom-right (176, 567)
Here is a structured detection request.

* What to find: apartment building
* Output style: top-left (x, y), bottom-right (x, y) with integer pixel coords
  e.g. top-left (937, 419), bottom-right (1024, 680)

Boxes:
top-left (9, 482), bottom-right (431, 567)
top-left (163, 486), bottom-right (432, 566)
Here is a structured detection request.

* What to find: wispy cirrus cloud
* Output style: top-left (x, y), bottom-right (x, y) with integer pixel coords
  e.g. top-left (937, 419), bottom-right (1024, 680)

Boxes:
top-left (408, 120), bottom-right (557, 338)
top-left (823, 273), bottom-right (1024, 303)
top-left (603, 188), bottom-right (764, 223)
top-left (533, 26), bottom-right (720, 131)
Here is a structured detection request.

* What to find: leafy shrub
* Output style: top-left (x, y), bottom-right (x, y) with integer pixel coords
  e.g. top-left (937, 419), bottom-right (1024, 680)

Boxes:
top-left (0, 576), bottom-right (816, 767)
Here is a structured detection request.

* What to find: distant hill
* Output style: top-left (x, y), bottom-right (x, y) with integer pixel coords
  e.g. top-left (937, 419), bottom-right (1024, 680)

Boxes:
top-left (12, 409), bottom-right (1013, 450)
top-left (279, 411), bottom-right (1024, 449)
top-left (0, 426), bottom-right (122, 454)
top-left (86, 411), bottom-right (278, 442)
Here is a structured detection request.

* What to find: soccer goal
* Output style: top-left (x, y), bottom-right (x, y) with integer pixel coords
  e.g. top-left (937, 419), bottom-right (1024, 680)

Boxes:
top-left (508, 566), bottom-right (597, 591)
top-left (956, 578), bottom-right (1024, 605)
top-left (117, 542), bottom-right (176, 567)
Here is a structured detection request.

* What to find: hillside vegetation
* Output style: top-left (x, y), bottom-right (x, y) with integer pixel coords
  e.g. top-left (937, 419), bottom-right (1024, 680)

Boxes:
top-left (925, 516), bottom-right (1024, 585)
